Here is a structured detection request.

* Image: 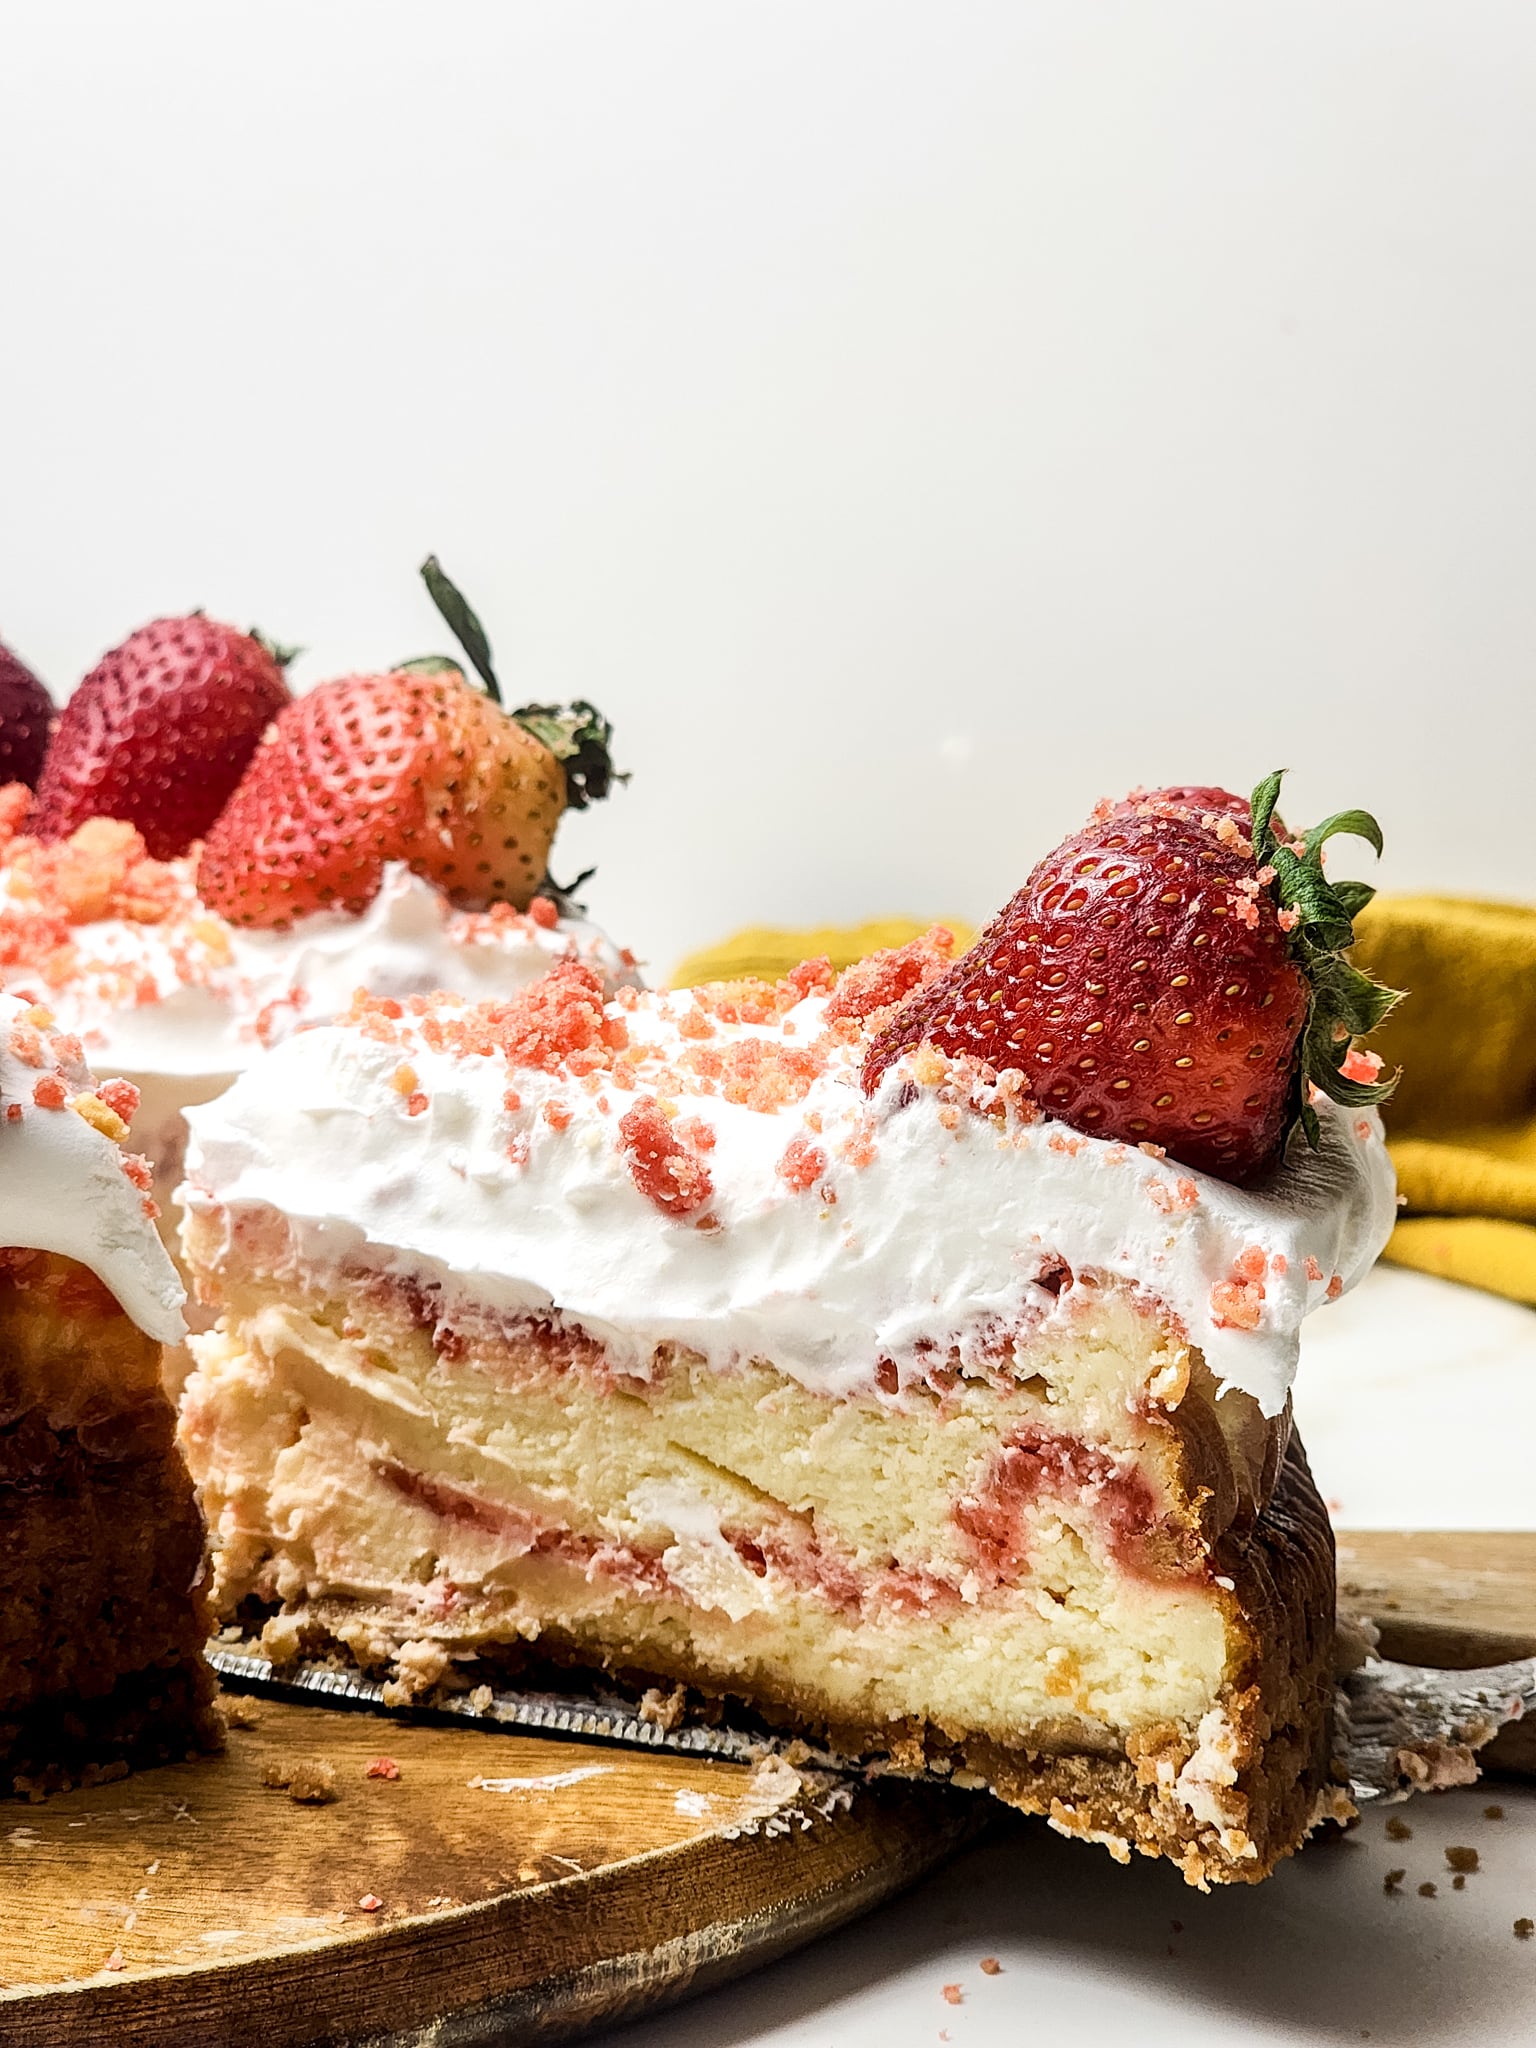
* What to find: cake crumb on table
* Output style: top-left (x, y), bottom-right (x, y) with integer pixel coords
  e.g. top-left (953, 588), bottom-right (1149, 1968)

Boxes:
top-left (365, 1757), bottom-right (401, 1781)
top-left (358, 1894), bottom-right (383, 1913)
top-left (979, 1955), bottom-right (1002, 1975)
top-left (103, 1948), bottom-right (125, 1972)
top-left (1384, 1816), bottom-right (1412, 1842)
top-left (221, 1697), bottom-right (262, 1731)
top-left (1453, 1875), bottom-right (1466, 1891)
top-left (1446, 1846), bottom-right (1480, 1873)
top-left (1418, 1882), bottom-right (1437, 1899)
top-left (1515, 1919), bottom-right (1534, 1940)
top-left (261, 1756), bottom-right (338, 1804)
top-left (1383, 1869), bottom-right (1406, 1893)
top-left (941, 1984), bottom-right (963, 2005)
top-left (1485, 1804), bottom-right (1506, 1821)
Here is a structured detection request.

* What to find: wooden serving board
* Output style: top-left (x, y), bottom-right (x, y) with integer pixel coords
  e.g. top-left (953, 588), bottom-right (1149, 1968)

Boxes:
top-left (1, 1531), bottom-right (1532, 2048)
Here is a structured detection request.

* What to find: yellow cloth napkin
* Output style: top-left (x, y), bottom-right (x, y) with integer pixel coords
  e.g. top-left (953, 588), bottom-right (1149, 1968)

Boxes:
top-left (1351, 894), bottom-right (1536, 1304)
top-left (675, 895), bottom-right (1536, 1308)
top-left (671, 918), bottom-right (977, 989)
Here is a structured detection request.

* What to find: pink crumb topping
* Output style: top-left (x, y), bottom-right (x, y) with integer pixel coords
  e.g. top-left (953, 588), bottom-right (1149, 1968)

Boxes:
top-left (1341, 1046), bottom-right (1384, 1084)
top-left (98, 1077), bottom-right (140, 1126)
top-left (31, 1074), bottom-right (66, 1109)
top-left (619, 1098), bottom-right (715, 1216)
top-left (1210, 1247), bottom-right (1268, 1330)
top-left (824, 928), bottom-right (956, 1026)
top-left (1304, 1255), bottom-right (1324, 1282)
top-left (777, 1134), bottom-right (828, 1193)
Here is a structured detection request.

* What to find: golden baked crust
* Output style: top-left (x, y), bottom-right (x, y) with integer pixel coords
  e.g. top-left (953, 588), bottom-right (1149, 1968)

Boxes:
top-left (0, 1248), bottom-right (221, 1795)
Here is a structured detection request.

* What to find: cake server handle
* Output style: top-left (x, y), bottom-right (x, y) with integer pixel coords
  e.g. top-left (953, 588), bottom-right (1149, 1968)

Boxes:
top-left (1337, 1653), bottom-right (1536, 1803)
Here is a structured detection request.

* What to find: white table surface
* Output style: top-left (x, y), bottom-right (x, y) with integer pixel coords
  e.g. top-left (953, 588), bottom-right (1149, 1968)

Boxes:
top-left (587, 1265), bottom-right (1536, 2048)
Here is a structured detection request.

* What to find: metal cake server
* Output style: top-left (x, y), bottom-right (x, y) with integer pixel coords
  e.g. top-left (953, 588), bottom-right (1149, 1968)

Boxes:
top-left (208, 1641), bottom-right (1536, 1805)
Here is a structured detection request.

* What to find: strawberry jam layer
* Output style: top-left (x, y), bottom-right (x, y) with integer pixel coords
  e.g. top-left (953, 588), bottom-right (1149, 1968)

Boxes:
top-left (954, 1425), bottom-right (1204, 1588)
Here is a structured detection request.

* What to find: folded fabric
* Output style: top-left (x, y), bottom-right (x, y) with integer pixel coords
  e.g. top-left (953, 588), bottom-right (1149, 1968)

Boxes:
top-left (1351, 894), bottom-right (1536, 1305)
top-left (672, 918), bottom-right (976, 990)
top-left (675, 894), bottom-right (1536, 1309)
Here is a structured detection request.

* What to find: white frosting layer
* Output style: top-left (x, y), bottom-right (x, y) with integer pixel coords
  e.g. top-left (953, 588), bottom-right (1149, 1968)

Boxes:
top-left (0, 860), bottom-right (634, 1175)
top-left (0, 994), bottom-right (185, 1341)
top-left (0, 861), bottom-right (632, 1081)
top-left (181, 984), bottom-right (1396, 1415)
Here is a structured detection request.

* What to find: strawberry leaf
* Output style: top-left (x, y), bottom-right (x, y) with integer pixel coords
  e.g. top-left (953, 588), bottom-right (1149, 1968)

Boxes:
top-left (1304, 807), bottom-right (1384, 861)
top-left (396, 655), bottom-right (467, 681)
top-left (420, 556), bottom-right (501, 703)
top-left (1249, 769), bottom-right (1404, 1155)
top-left (251, 629), bottom-right (303, 668)
top-left (512, 699), bottom-right (628, 811)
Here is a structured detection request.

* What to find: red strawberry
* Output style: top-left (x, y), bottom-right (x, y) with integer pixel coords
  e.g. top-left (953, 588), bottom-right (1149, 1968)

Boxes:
top-left (196, 668), bottom-right (569, 927)
top-left (31, 616), bottom-right (290, 860)
top-left (0, 642), bottom-right (54, 789)
top-left (197, 558), bottom-right (624, 930)
top-left (863, 774), bottom-right (1398, 1182)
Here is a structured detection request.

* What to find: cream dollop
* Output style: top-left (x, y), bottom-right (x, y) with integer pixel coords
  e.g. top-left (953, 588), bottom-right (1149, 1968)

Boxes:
top-left (0, 994), bottom-right (185, 1342)
top-left (181, 986), bottom-right (1395, 1415)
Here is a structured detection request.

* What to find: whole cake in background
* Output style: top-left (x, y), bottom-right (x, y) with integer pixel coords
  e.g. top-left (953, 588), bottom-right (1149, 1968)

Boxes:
top-left (0, 563), bottom-right (633, 1216)
top-left (178, 773), bottom-right (1400, 1887)
top-left (0, 991), bottom-right (218, 1795)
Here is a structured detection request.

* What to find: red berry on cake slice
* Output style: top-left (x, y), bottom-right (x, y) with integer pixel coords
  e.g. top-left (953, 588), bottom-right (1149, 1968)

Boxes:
top-left (175, 782), bottom-right (1401, 1886)
top-left (863, 772), bottom-right (1398, 1181)
top-left (30, 615), bottom-right (293, 860)
top-left (0, 640), bottom-right (55, 790)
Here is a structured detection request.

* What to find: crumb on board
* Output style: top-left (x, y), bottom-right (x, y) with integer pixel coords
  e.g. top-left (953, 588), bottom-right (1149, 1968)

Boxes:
top-left (358, 1894), bottom-right (383, 1913)
top-left (103, 1947), bottom-right (125, 1972)
top-left (221, 1697), bottom-right (263, 1731)
top-left (1418, 1882), bottom-right (1437, 1899)
top-left (980, 1956), bottom-right (1002, 1975)
top-left (365, 1757), bottom-right (401, 1781)
top-left (1453, 1875), bottom-right (1466, 1891)
top-left (1516, 1918), bottom-right (1534, 1940)
top-left (1485, 1804), bottom-right (1506, 1820)
top-left (941, 1984), bottom-right (963, 2006)
top-left (1385, 1816), bottom-right (1412, 1842)
top-left (1446, 1846), bottom-right (1480, 1874)
top-left (261, 1756), bottom-right (338, 1804)
top-left (1383, 1870), bottom-right (1405, 1894)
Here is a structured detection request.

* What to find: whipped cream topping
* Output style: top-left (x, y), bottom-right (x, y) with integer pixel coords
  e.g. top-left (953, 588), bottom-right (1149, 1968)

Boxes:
top-left (0, 994), bottom-right (185, 1341)
top-left (0, 859), bottom-right (634, 1082)
top-left (181, 970), bottom-right (1396, 1415)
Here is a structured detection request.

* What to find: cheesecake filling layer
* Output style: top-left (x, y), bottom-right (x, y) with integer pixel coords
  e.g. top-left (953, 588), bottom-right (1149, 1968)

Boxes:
top-left (181, 1245), bottom-right (1238, 1747)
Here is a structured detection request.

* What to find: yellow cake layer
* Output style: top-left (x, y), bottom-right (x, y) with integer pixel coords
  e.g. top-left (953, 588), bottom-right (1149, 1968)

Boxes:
top-left (180, 1249), bottom-right (1258, 1752)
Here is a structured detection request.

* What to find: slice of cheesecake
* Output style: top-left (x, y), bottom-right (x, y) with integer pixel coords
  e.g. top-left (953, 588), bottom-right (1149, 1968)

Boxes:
top-left (0, 995), bottom-right (219, 1794)
top-left (178, 854), bottom-right (1395, 1884)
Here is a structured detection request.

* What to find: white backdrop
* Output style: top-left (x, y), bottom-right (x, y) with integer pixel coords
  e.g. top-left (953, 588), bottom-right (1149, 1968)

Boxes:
top-left (3, 1), bottom-right (1534, 979)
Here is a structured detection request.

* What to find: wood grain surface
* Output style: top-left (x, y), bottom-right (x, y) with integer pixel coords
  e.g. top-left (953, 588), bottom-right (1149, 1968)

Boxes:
top-left (1, 1530), bottom-right (1530, 2048)
top-left (0, 1698), bottom-right (976, 2047)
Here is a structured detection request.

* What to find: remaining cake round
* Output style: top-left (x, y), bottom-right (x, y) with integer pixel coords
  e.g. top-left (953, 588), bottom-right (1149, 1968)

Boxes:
top-left (0, 991), bottom-right (217, 1793)
top-left (0, 812), bottom-right (637, 1216)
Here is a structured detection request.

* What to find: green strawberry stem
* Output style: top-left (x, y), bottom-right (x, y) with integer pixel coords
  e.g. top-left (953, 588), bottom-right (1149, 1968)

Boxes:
top-left (250, 629), bottom-right (303, 668)
top-left (1249, 769), bottom-right (1403, 1150)
top-left (420, 555), bottom-right (502, 702)
top-left (417, 556), bottom-right (627, 810)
